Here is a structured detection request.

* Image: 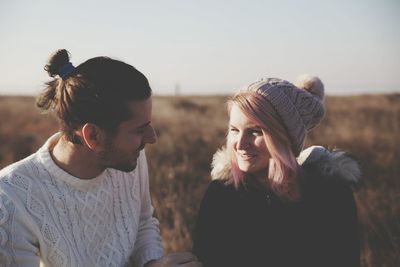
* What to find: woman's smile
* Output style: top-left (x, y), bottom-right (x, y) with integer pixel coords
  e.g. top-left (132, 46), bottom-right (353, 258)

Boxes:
top-left (237, 152), bottom-right (257, 160)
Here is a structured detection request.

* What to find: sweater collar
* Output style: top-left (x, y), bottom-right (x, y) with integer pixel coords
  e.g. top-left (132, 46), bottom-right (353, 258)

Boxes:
top-left (37, 132), bottom-right (108, 190)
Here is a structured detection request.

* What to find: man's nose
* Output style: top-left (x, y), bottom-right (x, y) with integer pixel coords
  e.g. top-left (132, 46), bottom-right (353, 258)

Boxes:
top-left (146, 126), bottom-right (157, 144)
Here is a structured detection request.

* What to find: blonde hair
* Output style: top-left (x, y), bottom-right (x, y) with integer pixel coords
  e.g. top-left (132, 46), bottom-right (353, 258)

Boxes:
top-left (227, 92), bottom-right (301, 201)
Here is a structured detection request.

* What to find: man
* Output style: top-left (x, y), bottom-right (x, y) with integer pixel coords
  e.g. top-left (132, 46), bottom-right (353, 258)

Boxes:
top-left (0, 49), bottom-right (201, 267)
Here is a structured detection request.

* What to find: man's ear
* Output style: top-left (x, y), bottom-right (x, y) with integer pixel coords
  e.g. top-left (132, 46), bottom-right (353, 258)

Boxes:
top-left (81, 123), bottom-right (105, 150)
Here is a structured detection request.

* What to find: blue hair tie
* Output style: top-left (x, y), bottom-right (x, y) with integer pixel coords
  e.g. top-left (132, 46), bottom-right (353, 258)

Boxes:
top-left (59, 62), bottom-right (75, 79)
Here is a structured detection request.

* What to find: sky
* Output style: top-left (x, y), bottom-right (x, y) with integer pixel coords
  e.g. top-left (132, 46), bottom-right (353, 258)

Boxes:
top-left (0, 0), bottom-right (399, 96)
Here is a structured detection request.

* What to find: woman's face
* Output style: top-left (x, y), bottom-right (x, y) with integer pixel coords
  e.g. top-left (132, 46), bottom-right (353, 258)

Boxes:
top-left (228, 104), bottom-right (270, 178)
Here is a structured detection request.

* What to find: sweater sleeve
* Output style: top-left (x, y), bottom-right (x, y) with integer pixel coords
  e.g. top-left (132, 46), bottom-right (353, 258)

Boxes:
top-left (0, 186), bottom-right (40, 267)
top-left (130, 151), bottom-right (164, 267)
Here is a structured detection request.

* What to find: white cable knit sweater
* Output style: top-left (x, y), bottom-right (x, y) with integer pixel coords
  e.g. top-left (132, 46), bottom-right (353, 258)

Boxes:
top-left (0, 133), bottom-right (164, 267)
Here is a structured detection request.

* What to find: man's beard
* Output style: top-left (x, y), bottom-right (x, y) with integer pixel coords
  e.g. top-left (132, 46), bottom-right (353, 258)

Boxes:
top-left (98, 139), bottom-right (138, 173)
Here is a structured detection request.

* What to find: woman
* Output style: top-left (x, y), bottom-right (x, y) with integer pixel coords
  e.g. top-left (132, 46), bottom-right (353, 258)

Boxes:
top-left (193, 76), bottom-right (361, 267)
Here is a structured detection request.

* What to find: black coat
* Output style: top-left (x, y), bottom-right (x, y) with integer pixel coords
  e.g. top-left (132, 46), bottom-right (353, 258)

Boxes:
top-left (193, 147), bottom-right (360, 267)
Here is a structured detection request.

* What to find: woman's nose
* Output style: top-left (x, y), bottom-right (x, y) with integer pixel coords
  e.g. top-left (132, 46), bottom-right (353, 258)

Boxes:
top-left (236, 133), bottom-right (249, 150)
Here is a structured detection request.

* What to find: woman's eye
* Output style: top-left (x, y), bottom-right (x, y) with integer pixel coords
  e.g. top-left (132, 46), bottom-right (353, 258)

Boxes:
top-left (229, 128), bottom-right (239, 133)
top-left (251, 129), bottom-right (263, 136)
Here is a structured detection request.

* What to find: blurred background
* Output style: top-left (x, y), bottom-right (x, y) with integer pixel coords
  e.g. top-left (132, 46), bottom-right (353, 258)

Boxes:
top-left (1, 0), bottom-right (399, 96)
top-left (1, 0), bottom-right (399, 266)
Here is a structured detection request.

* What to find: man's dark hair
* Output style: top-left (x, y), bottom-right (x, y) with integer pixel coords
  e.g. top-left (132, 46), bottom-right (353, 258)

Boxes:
top-left (37, 49), bottom-right (152, 144)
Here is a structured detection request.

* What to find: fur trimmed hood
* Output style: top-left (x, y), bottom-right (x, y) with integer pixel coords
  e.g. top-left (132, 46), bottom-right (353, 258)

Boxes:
top-left (211, 145), bottom-right (361, 184)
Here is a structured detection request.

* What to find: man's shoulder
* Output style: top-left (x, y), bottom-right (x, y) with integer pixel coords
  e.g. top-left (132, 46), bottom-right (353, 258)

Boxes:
top-left (0, 153), bottom-right (40, 189)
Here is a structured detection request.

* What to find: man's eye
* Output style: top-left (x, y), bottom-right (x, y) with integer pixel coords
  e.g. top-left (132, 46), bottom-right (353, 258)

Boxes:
top-left (129, 129), bottom-right (144, 134)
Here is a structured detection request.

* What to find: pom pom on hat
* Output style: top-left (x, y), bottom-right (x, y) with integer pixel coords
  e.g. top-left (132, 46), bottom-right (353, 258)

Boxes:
top-left (295, 74), bottom-right (325, 101)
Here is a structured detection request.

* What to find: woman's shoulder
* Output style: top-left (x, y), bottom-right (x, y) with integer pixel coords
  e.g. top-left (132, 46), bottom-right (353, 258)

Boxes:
top-left (204, 179), bottom-right (237, 199)
top-left (298, 146), bottom-right (361, 201)
top-left (199, 179), bottom-right (251, 215)
top-left (299, 146), bottom-right (361, 184)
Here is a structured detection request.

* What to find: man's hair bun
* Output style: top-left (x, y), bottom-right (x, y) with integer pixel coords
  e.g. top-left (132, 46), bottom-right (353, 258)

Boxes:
top-left (44, 49), bottom-right (71, 78)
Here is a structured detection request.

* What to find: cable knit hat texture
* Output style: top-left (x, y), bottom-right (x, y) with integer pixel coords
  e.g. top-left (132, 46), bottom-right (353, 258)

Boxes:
top-left (241, 75), bottom-right (325, 156)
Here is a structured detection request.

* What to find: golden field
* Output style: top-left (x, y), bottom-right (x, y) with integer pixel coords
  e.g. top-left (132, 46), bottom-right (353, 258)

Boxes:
top-left (0, 94), bottom-right (399, 267)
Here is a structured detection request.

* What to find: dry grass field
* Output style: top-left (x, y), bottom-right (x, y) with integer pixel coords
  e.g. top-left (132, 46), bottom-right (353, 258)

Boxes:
top-left (0, 94), bottom-right (399, 267)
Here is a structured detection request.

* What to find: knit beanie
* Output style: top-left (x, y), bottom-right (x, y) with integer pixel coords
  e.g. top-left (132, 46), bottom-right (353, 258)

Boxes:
top-left (244, 75), bottom-right (325, 156)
